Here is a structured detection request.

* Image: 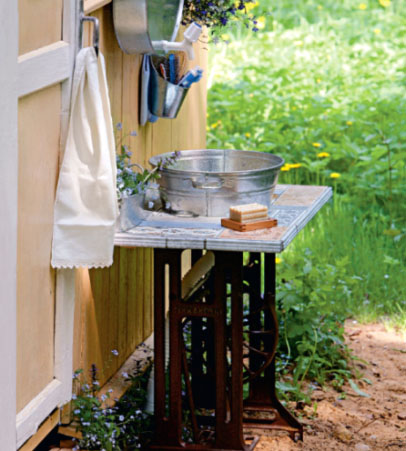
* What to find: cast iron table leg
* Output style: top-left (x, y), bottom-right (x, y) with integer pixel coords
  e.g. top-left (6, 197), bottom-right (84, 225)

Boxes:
top-left (151, 248), bottom-right (183, 448)
top-left (243, 253), bottom-right (303, 441)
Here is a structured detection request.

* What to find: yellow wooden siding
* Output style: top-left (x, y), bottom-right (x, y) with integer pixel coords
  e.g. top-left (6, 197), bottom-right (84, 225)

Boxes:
top-left (17, 84), bottom-right (62, 412)
top-left (18, 0), bottom-right (63, 55)
top-left (73, 4), bottom-right (207, 386)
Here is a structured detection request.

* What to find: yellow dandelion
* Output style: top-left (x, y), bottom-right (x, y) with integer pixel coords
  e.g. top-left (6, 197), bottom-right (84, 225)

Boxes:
top-left (359, 3), bottom-right (367, 10)
top-left (257, 16), bottom-right (266, 29)
top-left (211, 120), bottom-right (221, 129)
top-left (316, 78), bottom-right (321, 83)
top-left (373, 28), bottom-right (381, 34)
top-left (346, 120), bottom-right (353, 126)
top-left (317, 5), bottom-right (323, 10)
top-left (330, 172), bottom-right (341, 179)
top-left (312, 142), bottom-right (322, 148)
top-left (275, 257), bottom-right (282, 264)
top-left (245, 132), bottom-right (251, 138)
top-left (291, 106), bottom-right (297, 111)
top-left (379, 0), bottom-right (391, 7)
top-left (317, 152), bottom-right (330, 158)
top-left (281, 165), bottom-right (291, 172)
top-left (245, 1), bottom-right (258, 12)
top-left (289, 163), bottom-right (302, 169)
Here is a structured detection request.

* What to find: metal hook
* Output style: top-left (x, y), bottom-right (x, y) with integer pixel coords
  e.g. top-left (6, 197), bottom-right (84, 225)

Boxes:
top-left (79, 0), bottom-right (100, 56)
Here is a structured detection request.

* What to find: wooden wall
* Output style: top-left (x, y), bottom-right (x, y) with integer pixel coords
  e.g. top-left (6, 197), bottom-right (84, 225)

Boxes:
top-left (16, 0), bottom-right (207, 415)
top-left (72, 4), bottom-right (207, 386)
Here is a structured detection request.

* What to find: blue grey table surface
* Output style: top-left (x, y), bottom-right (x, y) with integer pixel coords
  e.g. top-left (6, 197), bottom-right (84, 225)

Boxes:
top-left (114, 184), bottom-right (332, 253)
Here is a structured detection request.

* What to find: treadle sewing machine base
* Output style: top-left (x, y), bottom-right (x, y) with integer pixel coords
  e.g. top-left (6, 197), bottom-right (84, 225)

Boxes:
top-left (115, 185), bottom-right (332, 450)
top-left (149, 249), bottom-right (302, 451)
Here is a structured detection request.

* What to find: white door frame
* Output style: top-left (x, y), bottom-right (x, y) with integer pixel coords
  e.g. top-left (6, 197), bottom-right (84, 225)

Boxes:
top-left (0, 1), bottom-right (19, 449)
top-left (14, 0), bottom-right (79, 447)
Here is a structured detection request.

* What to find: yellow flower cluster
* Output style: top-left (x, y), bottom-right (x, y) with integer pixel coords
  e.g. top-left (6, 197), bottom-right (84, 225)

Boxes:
top-left (256, 16), bottom-right (266, 30)
top-left (281, 163), bottom-right (302, 171)
top-left (359, 3), bottom-right (367, 10)
top-left (275, 257), bottom-right (282, 264)
top-left (317, 152), bottom-right (330, 158)
top-left (210, 120), bottom-right (222, 129)
top-left (312, 142), bottom-right (322, 148)
top-left (244, 1), bottom-right (258, 12)
top-left (330, 172), bottom-right (341, 179)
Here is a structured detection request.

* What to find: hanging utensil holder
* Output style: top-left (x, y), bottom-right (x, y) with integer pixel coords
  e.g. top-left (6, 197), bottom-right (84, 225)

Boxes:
top-left (148, 56), bottom-right (189, 119)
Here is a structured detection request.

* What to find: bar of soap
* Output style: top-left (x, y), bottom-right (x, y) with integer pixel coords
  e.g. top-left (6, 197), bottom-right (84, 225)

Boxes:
top-left (229, 203), bottom-right (268, 223)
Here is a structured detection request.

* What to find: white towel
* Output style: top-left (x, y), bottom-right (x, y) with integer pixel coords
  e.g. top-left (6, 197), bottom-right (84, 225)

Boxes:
top-left (51, 48), bottom-right (118, 268)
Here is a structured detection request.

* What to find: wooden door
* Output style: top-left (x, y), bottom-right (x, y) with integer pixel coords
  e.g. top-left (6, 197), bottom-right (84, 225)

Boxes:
top-left (15, 0), bottom-right (78, 447)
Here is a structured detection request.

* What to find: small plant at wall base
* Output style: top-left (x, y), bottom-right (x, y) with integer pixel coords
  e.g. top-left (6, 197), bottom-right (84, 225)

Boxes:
top-left (182, 0), bottom-right (260, 36)
top-left (71, 348), bottom-right (153, 450)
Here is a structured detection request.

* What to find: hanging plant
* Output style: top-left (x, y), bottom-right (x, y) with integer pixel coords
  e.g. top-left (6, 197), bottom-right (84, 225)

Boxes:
top-left (182, 0), bottom-right (259, 37)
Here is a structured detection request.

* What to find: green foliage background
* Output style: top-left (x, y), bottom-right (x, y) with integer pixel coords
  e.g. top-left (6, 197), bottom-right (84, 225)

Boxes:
top-left (207, 0), bottom-right (406, 398)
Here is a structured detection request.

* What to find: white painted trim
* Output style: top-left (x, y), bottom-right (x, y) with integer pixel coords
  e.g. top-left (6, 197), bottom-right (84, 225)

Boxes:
top-left (54, 269), bottom-right (76, 402)
top-left (61, 0), bottom-right (78, 151)
top-left (16, 380), bottom-right (63, 448)
top-left (84, 0), bottom-right (112, 14)
top-left (0, 1), bottom-right (18, 449)
top-left (18, 41), bottom-right (71, 98)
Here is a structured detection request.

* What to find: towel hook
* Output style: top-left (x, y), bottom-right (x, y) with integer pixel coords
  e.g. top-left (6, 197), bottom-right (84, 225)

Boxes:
top-left (79, 0), bottom-right (100, 56)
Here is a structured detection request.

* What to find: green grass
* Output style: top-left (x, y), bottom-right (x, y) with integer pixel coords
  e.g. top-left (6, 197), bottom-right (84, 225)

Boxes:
top-left (280, 199), bottom-right (406, 320)
top-left (207, 0), bottom-right (406, 399)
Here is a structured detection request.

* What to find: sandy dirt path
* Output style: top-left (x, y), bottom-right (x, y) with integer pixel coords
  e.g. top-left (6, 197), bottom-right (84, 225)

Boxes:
top-left (254, 321), bottom-right (406, 450)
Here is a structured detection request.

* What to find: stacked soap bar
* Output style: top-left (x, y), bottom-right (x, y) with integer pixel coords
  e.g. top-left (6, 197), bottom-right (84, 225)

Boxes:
top-left (229, 203), bottom-right (268, 223)
top-left (221, 203), bottom-right (277, 231)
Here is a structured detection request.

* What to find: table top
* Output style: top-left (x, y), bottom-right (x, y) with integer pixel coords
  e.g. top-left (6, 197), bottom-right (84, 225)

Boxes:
top-left (114, 184), bottom-right (332, 253)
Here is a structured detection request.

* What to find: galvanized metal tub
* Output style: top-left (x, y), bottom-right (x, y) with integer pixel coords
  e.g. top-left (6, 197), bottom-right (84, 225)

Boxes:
top-left (113, 0), bottom-right (184, 55)
top-left (149, 149), bottom-right (284, 217)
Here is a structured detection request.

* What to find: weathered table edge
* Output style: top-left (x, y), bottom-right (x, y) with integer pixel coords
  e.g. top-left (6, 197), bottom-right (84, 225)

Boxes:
top-left (114, 186), bottom-right (333, 253)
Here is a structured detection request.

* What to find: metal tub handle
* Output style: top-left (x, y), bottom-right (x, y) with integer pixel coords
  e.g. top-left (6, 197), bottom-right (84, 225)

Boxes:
top-left (190, 178), bottom-right (224, 190)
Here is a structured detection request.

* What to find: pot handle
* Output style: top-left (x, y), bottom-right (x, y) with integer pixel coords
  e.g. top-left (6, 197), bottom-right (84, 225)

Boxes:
top-left (191, 178), bottom-right (224, 190)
